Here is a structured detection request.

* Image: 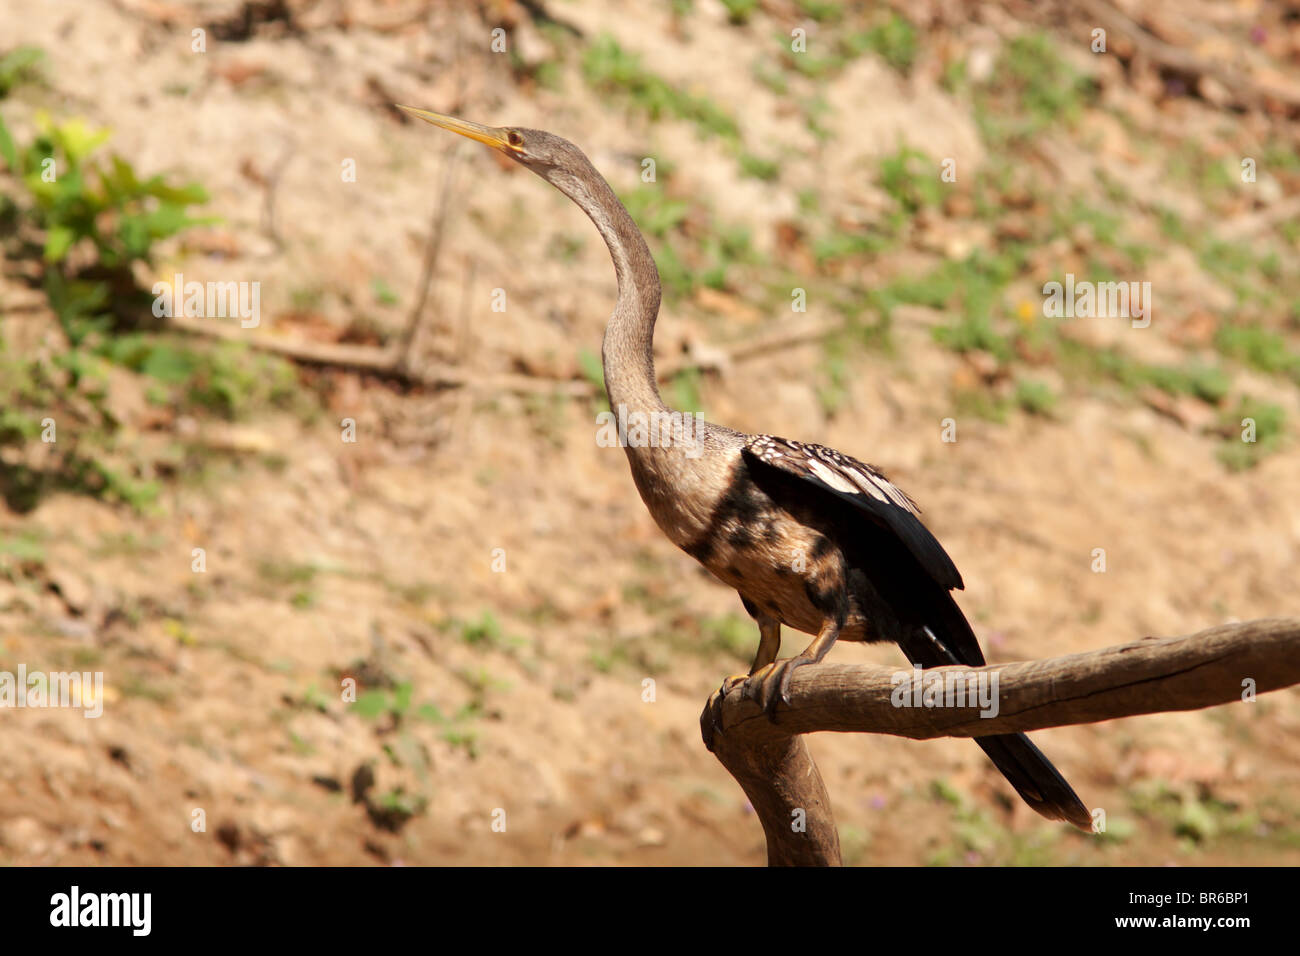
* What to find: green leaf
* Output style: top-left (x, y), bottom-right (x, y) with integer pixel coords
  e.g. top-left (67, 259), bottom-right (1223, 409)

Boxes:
top-left (0, 114), bottom-right (17, 171)
top-left (0, 46), bottom-right (45, 96)
top-left (142, 203), bottom-right (191, 238)
top-left (354, 691), bottom-right (390, 720)
top-left (415, 703), bottom-right (444, 723)
top-left (42, 225), bottom-right (75, 262)
top-left (577, 348), bottom-right (604, 389)
top-left (139, 345), bottom-right (196, 384)
top-left (99, 154), bottom-right (140, 204)
top-left (119, 215), bottom-right (151, 259)
top-left (140, 174), bottom-right (208, 205)
top-left (52, 116), bottom-right (110, 165)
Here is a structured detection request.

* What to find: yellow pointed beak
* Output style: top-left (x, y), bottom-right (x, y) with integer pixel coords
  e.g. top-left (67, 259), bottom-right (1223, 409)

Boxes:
top-left (396, 105), bottom-right (511, 151)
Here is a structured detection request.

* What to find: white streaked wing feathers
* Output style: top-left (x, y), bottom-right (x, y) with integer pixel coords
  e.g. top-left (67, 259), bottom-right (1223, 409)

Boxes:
top-left (747, 435), bottom-right (920, 515)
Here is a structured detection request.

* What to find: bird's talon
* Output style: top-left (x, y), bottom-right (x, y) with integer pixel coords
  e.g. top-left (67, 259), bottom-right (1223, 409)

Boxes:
top-left (736, 661), bottom-right (786, 719)
top-left (742, 656), bottom-right (812, 719)
top-left (701, 673), bottom-right (748, 751)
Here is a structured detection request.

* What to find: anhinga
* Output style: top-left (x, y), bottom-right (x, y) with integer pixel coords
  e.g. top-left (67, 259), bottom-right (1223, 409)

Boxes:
top-left (400, 105), bottom-right (1091, 830)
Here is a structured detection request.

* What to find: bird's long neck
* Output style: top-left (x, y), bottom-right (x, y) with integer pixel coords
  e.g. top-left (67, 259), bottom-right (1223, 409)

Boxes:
top-left (547, 152), bottom-right (733, 551)
top-left (557, 165), bottom-right (667, 416)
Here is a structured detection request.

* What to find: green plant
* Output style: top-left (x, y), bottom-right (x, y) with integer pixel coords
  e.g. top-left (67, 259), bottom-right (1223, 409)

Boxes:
top-left (1059, 342), bottom-right (1233, 405)
top-left (940, 57), bottom-right (967, 94)
top-left (933, 315), bottom-right (1012, 362)
top-left (1196, 240), bottom-right (1261, 304)
top-left (1217, 398), bottom-right (1285, 471)
top-left (0, 343), bottom-right (162, 511)
top-left (1143, 363), bottom-right (1231, 404)
top-left (951, 387), bottom-right (1009, 424)
top-left (879, 147), bottom-right (945, 223)
top-left (370, 276), bottom-right (399, 305)
top-left (0, 113), bottom-right (209, 341)
top-left (974, 34), bottom-right (1096, 145)
top-left (1215, 324), bottom-right (1300, 382)
top-left (354, 680), bottom-right (484, 759)
top-left (0, 46), bottom-right (45, 98)
top-left (1002, 34), bottom-right (1093, 123)
top-left (102, 334), bottom-right (297, 417)
top-left (0, 114), bottom-right (304, 511)
top-left (738, 152), bottom-right (780, 182)
top-left (620, 188), bottom-right (691, 239)
top-left (720, 0), bottom-right (759, 25)
top-left (1014, 379), bottom-right (1058, 417)
top-left (925, 779), bottom-right (1070, 865)
top-left (857, 13), bottom-right (918, 74)
top-left (752, 62), bottom-right (789, 96)
top-left (458, 611), bottom-right (503, 648)
top-left (1156, 206), bottom-right (1189, 243)
top-left (582, 36), bottom-right (739, 142)
top-left (817, 345), bottom-right (850, 417)
top-left (671, 367), bottom-right (704, 414)
top-left (795, 0), bottom-right (844, 22)
top-left (578, 347), bottom-right (605, 391)
top-left (696, 613), bottom-right (753, 660)
top-left (440, 611), bottom-right (527, 653)
top-left (812, 229), bottom-right (891, 267)
top-left (1127, 781), bottom-right (1262, 845)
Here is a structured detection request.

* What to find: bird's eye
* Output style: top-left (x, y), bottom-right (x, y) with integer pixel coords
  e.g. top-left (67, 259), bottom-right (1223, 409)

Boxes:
top-left (506, 130), bottom-right (524, 149)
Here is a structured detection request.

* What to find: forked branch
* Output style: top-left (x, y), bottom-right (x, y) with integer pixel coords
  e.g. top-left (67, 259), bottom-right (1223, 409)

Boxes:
top-left (702, 618), bottom-right (1300, 866)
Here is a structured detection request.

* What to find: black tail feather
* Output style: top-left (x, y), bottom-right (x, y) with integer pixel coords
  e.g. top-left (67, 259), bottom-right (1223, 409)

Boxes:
top-left (900, 620), bottom-right (1090, 830)
top-left (975, 732), bottom-right (1092, 830)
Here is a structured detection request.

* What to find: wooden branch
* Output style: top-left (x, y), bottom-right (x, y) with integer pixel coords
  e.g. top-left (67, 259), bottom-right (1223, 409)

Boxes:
top-left (168, 312), bottom-right (848, 398)
top-left (656, 316), bottom-right (845, 379)
top-left (709, 734), bottom-right (842, 867)
top-left (399, 110), bottom-right (465, 373)
top-left (1080, 0), bottom-right (1300, 111)
top-left (166, 314), bottom-right (397, 369)
top-left (164, 314), bottom-right (592, 396)
top-left (1216, 195), bottom-right (1300, 241)
top-left (259, 141), bottom-right (294, 254)
top-left (703, 618), bottom-right (1300, 866)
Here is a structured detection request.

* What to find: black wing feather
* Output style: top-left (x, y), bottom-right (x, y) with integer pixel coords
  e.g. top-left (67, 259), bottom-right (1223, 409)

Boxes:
top-left (742, 435), bottom-right (964, 592)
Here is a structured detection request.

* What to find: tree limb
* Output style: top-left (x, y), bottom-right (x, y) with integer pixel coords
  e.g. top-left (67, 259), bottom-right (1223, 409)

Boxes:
top-left (164, 314), bottom-right (592, 395)
top-left (398, 143), bottom-right (461, 372)
top-left (702, 618), bottom-right (1300, 866)
top-left (1079, 0), bottom-right (1300, 111)
top-left (167, 313), bottom-right (847, 398)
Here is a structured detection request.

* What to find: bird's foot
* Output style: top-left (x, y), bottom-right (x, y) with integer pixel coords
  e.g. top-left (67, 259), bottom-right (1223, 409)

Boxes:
top-left (742, 656), bottom-right (814, 720)
top-left (700, 673), bottom-right (748, 752)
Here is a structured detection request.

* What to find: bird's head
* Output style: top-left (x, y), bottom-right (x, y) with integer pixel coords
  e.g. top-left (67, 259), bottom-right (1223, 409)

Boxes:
top-left (397, 105), bottom-right (587, 188)
top-left (396, 106), bottom-right (649, 280)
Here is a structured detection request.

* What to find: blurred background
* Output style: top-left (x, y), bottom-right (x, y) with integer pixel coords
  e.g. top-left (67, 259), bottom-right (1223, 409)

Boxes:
top-left (0, 0), bottom-right (1298, 865)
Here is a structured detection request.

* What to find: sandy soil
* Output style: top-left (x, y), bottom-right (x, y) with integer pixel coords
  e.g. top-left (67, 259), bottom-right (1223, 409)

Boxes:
top-left (0, 0), bottom-right (1298, 865)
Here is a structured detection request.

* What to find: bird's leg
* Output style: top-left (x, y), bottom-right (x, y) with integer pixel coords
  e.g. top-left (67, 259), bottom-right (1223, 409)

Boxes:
top-left (749, 617), bottom-right (782, 675)
top-left (743, 617), bottom-right (841, 719)
top-left (702, 616), bottom-right (781, 751)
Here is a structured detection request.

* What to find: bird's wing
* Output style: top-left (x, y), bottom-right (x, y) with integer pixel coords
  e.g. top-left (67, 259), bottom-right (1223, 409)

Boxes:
top-left (742, 434), bottom-right (964, 591)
